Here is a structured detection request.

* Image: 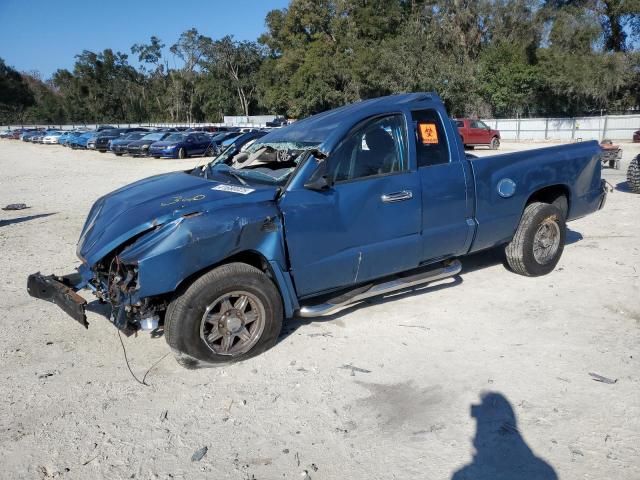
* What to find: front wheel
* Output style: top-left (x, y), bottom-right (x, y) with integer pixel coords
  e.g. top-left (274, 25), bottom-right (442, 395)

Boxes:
top-left (490, 137), bottom-right (500, 150)
top-left (205, 145), bottom-right (214, 156)
top-left (164, 263), bottom-right (283, 367)
top-left (178, 147), bottom-right (187, 159)
top-left (505, 202), bottom-right (566, 277)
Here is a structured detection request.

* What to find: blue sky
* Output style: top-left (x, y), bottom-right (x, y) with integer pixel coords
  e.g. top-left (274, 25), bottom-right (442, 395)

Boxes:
top-left (0, 0), bottom-right (290, 79)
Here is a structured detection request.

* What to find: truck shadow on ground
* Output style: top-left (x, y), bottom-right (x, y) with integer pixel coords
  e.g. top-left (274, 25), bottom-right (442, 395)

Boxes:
top-left (451, 391), bottom-right (557, 480)
top-left (0, 212), bottom-right (55, 228)
top-left (282, 275), bottom-right (464, 341)
top-left (282, 230), bottom-right (583, 342)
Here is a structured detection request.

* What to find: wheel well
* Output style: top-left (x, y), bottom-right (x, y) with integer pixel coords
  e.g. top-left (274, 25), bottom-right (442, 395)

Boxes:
top-left (526, 184), bottom-right (570, 217)
top-left (172, 250), bottom-right (272, 297)
top-left (224, 251), bottom-right (270, 273)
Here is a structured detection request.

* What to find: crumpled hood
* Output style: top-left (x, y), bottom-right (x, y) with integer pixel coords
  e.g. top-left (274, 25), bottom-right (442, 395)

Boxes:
top-left (77, 171), bottom-right (278, 266)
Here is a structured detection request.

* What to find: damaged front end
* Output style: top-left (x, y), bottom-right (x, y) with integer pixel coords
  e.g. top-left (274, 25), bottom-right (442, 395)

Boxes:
top-left (27, 169), bottom-right (285, 334)
top-left (27, 249), bottom-right (166, 333)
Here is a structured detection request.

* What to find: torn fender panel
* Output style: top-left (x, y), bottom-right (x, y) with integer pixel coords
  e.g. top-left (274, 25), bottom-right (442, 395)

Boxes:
top-left (118, 201), bottom-right (290, 300)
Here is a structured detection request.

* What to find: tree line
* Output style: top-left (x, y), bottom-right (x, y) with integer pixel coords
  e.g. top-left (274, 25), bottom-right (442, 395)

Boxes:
top-left (1, 0), bottom-right (638, 125)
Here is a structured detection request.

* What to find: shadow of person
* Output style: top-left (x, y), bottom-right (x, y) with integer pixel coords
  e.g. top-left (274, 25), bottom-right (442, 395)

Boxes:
top-left (452, 392), bottom-right (557, 480)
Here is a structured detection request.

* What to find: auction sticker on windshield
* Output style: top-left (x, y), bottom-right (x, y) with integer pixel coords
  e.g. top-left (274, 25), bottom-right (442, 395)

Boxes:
top-left (212, 184), bottom-right (255, 195)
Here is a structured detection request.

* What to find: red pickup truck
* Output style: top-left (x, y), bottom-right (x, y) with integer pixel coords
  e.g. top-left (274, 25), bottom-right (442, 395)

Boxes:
top-left (454, 118), bottom-right (501, 150)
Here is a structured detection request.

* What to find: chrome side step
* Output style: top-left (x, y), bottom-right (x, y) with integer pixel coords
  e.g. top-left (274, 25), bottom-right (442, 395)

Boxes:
top-left (297, 259), bottom-right (462, 318)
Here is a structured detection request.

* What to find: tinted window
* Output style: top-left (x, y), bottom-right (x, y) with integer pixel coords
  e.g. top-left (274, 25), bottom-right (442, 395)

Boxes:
top-left (412, 110), bottom-right (450, 167)
top-left (331, 114), bottom-right (408, 183)
top-left (165, 134), bottom-right (186, 142)
top-left (455, 120), bottom-right (464, 128)
top-left (142, 133), bottom-right (164, 140)
top-left (471, 120), bottom-right (488, 129)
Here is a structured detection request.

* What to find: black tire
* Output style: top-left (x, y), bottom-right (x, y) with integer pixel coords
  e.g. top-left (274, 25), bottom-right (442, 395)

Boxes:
top-left (178, 147), bottom-right (186, 159)
top-left (490, 136), bottom-right (500, 150)
top-left (165, 262), bottom-right (283, 367)
top-left (115, 153), bottom-right (123, 156)
top-left (205, 145), bottom-right (214, 156)
top-left (627, 155), bottom-right (640, 193)
top-left (505, 202), bottom-right (566, 277)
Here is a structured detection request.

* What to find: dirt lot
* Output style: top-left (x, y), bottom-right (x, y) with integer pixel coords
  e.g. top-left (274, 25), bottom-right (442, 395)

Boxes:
top-left (0, 139), bottom-right (639, 479)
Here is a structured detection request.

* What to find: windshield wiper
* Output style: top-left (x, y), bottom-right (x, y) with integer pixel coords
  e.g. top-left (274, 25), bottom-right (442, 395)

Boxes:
top-left (219, 167), bottom-right (248, 185)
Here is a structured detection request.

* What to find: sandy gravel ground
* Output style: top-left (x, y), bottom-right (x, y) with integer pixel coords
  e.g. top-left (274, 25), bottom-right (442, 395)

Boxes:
top-left (0, 139), bottom-right (638, 480)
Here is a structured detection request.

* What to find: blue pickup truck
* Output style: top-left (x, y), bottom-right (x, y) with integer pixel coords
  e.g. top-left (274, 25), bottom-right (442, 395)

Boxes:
top-left (27, 93), bottom-right (607, 366)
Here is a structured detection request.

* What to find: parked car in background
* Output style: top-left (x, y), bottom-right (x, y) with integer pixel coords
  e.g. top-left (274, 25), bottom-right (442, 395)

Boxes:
top-left (209, 131), bottom-right (244, 155)
top-left (9, 129), bottom-right (24, 139)
top-left (109, 132), bottom-right (148, 155)
top-left (126, 131), bottom-right (173, 156)
top-left (70, 132), bottom-right (97, 149)
top-left (60, 130), bottom-right (86, 146)
top-left (32, 131), bottom-right (48, 143)
top-left (20, 130), bottom-right (42, 141)
top-left (454, 118), bottom-right (501, 149)
top-left (633, 129), bottom-right (639, 143)
top-left (42, 131), bottom-right (64, 144)
top-left (94, 128), bottom-right (148, 152)
top-left (148, 132), bottom-right (214, 159)
top-left (266, 116), bottom-right (288, 127)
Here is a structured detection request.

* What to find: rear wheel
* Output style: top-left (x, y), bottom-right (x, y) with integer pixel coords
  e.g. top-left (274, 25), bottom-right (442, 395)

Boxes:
top-left (628, 154), bottom-right (640, 193)
top-left (178, 147), bottom-right (187, 159)
top-left (205, 145), bottom-right (214, 156)
top-left (505, 202), bottom-right (566, 277)
top-left (165, 263), bottom-right (283, 367)
top-left (490, 137), bottom-right (500, 150)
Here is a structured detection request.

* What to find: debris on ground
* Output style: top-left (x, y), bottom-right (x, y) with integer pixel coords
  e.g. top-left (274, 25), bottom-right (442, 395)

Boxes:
top-left (340, 364), bottom-right (372, 375)
top-left (2, 203), bottom-right (30, 211)
top-left (160, 410), bottom-right (168, 422)
top-left (589, 372), bottom-right (618, 384)
top-left (191, 446), bottom-right (208, 462)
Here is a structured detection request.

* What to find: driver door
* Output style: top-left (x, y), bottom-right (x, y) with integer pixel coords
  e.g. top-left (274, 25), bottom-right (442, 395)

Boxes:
top-left (278, 114), bottom-right (422, 298)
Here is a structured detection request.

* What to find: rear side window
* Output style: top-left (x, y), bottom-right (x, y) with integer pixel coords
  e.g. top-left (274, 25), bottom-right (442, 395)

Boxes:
top-left (455, 120), bottom-right (463, 128)
top-left (412, 110), bottom-right (450, 167)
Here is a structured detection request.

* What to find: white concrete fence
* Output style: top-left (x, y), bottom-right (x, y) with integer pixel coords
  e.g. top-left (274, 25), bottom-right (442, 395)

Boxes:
top-left (4, 114), bottom-right (639, 141)
top-left (483, 114), bottom-right (639, 141)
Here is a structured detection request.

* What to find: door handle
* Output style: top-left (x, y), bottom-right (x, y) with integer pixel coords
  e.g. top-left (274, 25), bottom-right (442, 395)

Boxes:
top-left (381, 190), bottom-right (413, 203)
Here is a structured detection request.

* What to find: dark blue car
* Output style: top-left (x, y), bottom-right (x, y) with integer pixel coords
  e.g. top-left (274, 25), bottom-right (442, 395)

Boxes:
top-left (148, 132), bottom-right (213, 159)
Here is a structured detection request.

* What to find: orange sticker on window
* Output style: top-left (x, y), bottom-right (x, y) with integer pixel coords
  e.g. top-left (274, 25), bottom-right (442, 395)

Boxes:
top-left (418, 122), bottom-right (439, 144)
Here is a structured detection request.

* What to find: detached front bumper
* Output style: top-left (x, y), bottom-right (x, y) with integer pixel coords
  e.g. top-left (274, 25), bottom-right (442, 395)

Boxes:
top-left (27, 273), bottom-right (88, 328)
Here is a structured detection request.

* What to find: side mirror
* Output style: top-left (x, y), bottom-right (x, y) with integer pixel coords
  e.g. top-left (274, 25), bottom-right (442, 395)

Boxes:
top-left (304, 160), bottom-right (331, 191)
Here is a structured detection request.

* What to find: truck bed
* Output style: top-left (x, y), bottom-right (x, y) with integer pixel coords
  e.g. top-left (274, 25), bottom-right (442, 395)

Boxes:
top-left (467, 141), bottom-right (603, 253)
